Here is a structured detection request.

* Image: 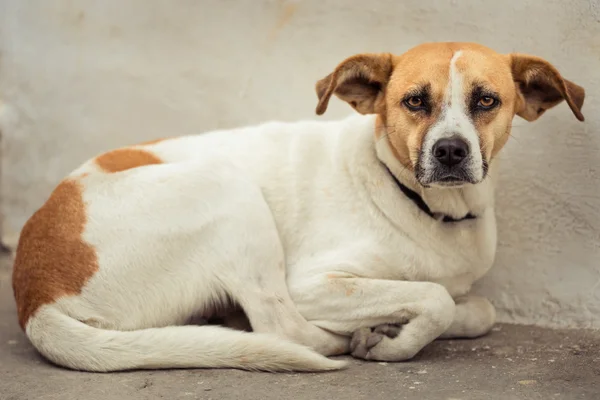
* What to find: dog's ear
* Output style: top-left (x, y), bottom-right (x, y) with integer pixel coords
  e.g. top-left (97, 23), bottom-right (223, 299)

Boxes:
top-left (509, 54), bottom-right (585, 122)
top-left (315, 53), bottom-right (393, 115)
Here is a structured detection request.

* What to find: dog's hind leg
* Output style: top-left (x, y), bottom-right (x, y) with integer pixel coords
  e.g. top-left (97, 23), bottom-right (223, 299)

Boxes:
top-left (237, 278), bottom-right (350, 356)
top-left (238, 273), bottom-right (350, 356)
top-left (220, 184), bottom-right (350, 357)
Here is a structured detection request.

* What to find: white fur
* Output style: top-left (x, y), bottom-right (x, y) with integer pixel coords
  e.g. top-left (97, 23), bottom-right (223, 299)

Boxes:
top-left (421, 51), bottom-right (485, 185)
top-left (25, 112), bottom-right (498, 371)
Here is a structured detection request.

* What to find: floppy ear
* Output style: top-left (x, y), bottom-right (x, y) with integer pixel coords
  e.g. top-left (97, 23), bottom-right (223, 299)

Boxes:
top-left (315, 53), bottom-right (393, 115)
top-left (510, 54), bottom-right (585, 122)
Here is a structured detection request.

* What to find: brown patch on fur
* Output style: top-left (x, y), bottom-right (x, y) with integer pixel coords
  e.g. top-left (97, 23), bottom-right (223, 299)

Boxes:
top-left (12, 179), bottom-right (98, 330)
top-left (96, 148), bottom-right (162, 173)
top-left (325, 273), bottom-right (358, 296)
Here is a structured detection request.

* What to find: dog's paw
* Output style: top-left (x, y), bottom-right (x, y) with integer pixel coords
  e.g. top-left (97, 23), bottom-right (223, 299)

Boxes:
top-left (373, 323), bottom-right (402, 338)
top-left (350, 323), bottom-right (403, 360)
top-left (350, 327), bottom-right (383, 359)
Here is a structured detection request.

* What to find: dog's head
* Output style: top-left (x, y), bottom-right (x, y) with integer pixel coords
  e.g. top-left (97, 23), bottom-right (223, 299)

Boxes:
top-left (315, 42), bottom-right (585, 188)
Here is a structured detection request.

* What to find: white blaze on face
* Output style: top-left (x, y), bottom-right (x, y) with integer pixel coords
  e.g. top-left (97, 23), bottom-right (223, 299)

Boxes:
top-left (420, 51), bottom-right (484, 185)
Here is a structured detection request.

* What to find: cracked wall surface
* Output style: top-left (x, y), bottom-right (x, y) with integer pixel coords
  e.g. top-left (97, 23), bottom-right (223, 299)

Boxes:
top-left (0, 0), bottom-right (598, 328)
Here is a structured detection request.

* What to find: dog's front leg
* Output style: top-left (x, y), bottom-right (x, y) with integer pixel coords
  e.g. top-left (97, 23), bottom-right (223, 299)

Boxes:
top-left (438, 294), bottom-right (496, 339)
top-left (291, 274), bottom-right (456, 361)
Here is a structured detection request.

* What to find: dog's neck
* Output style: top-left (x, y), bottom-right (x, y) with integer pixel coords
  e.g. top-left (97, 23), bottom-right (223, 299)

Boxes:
top-left (371, 117), bottom-right (496, 221)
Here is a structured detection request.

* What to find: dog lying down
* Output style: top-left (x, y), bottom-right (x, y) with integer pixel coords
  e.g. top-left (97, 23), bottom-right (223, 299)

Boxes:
top-left (12, 42), bottom-right (584, 372)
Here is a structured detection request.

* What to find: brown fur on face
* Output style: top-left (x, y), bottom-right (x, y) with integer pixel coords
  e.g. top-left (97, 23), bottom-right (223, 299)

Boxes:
top-left (316, 42), bottom-right (585, 173)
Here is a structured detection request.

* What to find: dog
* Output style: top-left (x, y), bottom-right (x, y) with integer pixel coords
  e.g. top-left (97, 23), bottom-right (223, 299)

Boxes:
top-left (12, 42), bottom-right (584, 372)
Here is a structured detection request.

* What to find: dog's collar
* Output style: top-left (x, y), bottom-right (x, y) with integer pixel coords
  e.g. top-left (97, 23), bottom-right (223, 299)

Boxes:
top-left (383, 165), bottom-right (477, 223)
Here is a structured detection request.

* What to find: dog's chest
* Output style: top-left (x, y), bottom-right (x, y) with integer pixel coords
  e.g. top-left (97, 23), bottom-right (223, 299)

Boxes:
top-left (284, 206), bottom-right (497, 299)
top-left (371, 217), bottom-right (497, 296)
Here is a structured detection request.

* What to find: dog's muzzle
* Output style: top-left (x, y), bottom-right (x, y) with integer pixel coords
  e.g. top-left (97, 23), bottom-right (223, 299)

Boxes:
top-left (416, 136), bottom-right (478, 186)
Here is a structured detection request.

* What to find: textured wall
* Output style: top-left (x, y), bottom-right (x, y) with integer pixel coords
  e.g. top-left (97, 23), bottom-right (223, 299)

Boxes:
top-left (1, 0), bottom-right (599, 328)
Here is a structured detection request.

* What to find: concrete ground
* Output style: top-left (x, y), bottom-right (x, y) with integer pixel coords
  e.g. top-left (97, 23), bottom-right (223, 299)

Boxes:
top-left (1, 255), bottom-right (598, 400)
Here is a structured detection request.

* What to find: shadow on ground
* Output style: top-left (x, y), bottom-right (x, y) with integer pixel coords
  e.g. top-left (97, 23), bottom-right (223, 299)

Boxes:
top-left (1, 255), bottom-right (598, 400)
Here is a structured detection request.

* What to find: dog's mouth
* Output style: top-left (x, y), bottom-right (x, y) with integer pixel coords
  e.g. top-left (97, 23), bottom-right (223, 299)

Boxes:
top-left (429, 175), bottom-right (475, 188)
top-left (414, 152), bottom-right (488, 188)
top-left (434, 175), bottom-right (471, 186)
top-left (415, 164), bottom-right (478, 188)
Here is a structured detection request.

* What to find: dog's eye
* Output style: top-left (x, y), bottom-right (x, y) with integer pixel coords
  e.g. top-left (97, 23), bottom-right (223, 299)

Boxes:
top-left (404, 96), bottom-right (424, 109)
top-left (477, 96), bottom-right (497, 109)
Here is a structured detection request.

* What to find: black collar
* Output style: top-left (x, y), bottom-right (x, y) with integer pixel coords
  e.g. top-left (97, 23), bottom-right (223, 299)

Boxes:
top-left (383, 165), bottom-right (477, 223)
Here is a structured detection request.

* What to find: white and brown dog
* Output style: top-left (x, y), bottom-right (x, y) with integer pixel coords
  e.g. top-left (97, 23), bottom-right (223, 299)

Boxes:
top-left (12, 42), bottom-right (584, 372)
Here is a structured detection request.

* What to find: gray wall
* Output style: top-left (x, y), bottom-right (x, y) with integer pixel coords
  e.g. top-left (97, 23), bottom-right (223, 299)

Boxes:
top-left (1, 0), bottom-right (599, 328)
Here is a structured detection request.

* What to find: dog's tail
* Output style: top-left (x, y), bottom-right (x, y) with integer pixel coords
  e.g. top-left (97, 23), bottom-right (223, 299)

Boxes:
top-left (25, 306), bottom-right (347, 372)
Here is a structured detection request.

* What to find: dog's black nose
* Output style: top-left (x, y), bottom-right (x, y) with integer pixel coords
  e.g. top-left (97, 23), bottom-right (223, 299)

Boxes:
top-left (433, 137), bottom-right (470, 166)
